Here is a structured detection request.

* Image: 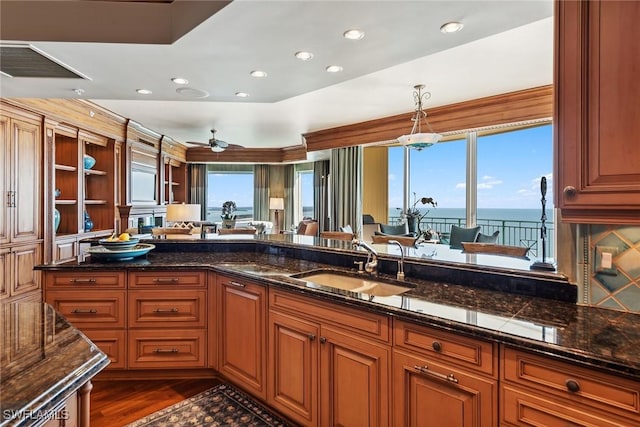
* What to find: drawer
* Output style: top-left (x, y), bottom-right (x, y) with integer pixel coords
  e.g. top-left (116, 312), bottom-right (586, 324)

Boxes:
top-left (46, 291), bottom-right (126, 329)
top-left (394, 319), bottom-right (497, 377)
top-left (128, 329), bottom-right (206, 369)
top-left (83, 329), bottom-right (127, 369)
top-left (502, 347), bottom-right (640, 420)
top-left (45, 271), bottom-right (125, 288)
top-left (269, 289), bottom-right (390, 343)
top-left (129, 270), bottom-right (206, 288)
top-left (128, 290), bottom-right (206, 328)
top-left (501, 383), bottom-right (635, 427)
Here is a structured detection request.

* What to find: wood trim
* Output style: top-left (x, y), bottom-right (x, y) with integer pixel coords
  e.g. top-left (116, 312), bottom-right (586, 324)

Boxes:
top-left (186, 143), bottom-right (308, 163)
top-left (304, 85), bottom-right (553, 151)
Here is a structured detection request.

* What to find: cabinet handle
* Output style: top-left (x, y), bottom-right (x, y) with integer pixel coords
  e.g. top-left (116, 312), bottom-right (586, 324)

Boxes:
top-left (11, 192), bottom-right (15, 207)
top-left (413, 365), bottom-right (459, 384)
top-left (153, 308), bottom-right (179, 313)
top-left (70, 278), bottom-right (97, 284)
top-left (565, 379), bottom-right (580, 393)
top-left (152, 278), bottom-right (179, 283)
top-left (563, 186), bottom-right (577, 198)
top-left (228, 281), bottom-right (246, 288)
top-left (153, 348), bottom-right (179, 354)
top-left (308, 334), bottom-right (316, 341)
top-left (320, 337), bottom-right (327, 344)
top-left (71, 308), bottom-right (98, 314)
top-left (432, 341), bottom-right (442, 352)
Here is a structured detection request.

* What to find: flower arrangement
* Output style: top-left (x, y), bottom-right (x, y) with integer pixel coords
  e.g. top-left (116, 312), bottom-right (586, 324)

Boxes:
top-left (221, 200), bottom-right (237, 220)
top-left (405, 192), bottom-right (437, 222)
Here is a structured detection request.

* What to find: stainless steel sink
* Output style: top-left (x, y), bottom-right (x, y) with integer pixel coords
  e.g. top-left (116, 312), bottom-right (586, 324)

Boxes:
top-left (291, 270), bottom-right (414, 296)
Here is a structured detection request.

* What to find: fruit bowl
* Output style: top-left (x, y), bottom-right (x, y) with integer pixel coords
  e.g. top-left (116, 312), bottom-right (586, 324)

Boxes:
top-left (99, 237), bottom-right (140, 251)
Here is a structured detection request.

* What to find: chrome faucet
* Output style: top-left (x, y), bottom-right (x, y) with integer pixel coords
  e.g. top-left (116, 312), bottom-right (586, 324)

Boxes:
top-left (351, 239), bottom-right (378, 275)
top-left (388, 240), bottom-right (405, 280)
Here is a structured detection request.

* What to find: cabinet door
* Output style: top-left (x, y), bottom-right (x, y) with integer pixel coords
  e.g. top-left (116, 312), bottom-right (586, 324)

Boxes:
top-left (10, 243), bottom-right (42, 298)
top-left (268, 310), bottom-right (319, 427)
top-left (555, 0), bottom-right (640, 223)
top-left (320, 325), bottom-right (390, 427)
top-left (217, 275), bottom-right (267, 399)
top-left (393, 349), bottom-right (497, 427)
top-left (0, 115), bottom-right (9, 245)
top-left (11, 117), bottom-right (41, 242)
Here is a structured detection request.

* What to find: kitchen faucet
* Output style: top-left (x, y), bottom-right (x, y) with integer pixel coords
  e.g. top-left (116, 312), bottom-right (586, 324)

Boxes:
top-left (351, 239), bottom-right (378, 275)
top-left (388, 240), bottom-right (405, 280)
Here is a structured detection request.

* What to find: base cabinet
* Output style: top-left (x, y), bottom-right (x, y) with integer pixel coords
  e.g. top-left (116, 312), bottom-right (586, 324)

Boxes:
top-left (268, 289), bottom-right (391, 427)
top-left (217, 274), bottom-right (267, 399)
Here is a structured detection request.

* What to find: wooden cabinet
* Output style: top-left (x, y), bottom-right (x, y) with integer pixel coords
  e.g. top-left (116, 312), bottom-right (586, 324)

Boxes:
top-left (217, 273), bottom-right (268, 399)
top-left (128, 270), bottom-right (207, 369)
top-left (160, 135), bottom-right (187, 205)
top-left (268, 289), bottom-right (391, 427)
top-left (44, 271), bottom-right (127, 369)
top-left (501, 346), bottom-right (640, 426)
top-left (392, 320), bottom-right (498, 427)
top-left (555, 0), bottom-right (640, 224)
top-left (0, 107), bottom-right (42, 302)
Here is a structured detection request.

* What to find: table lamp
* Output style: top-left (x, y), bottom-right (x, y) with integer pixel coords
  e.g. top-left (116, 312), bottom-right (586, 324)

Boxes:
top-left (166, 203), bottom-right (201, 229)
top-left (269, 197), bottom-right (284, 234)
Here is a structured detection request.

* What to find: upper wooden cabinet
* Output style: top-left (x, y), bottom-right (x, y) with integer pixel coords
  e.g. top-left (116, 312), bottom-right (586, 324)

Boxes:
top-left (555, 0), bottom-right (640, 224)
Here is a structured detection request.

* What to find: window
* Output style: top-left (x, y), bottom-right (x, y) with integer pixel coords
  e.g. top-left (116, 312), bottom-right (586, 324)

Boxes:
top-left (388, 121), bottom-right (554, 258)
top-left (294, 164), bottom-right (314, 223)
top-left (206, 165), bottom-right (254, 223)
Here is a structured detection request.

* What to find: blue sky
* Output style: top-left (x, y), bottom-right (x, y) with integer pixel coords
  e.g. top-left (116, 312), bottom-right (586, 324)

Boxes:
top-left (388, 124), bottom-right (553, 210)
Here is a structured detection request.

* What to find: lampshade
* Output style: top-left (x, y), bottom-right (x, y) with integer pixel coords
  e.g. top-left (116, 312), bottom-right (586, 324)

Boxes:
top-left (269, 197), bottom-right (284, 210)
top-left (166, 203), bottom-right (201, 223)
top-left (397, 84), bottom-right (442, 150)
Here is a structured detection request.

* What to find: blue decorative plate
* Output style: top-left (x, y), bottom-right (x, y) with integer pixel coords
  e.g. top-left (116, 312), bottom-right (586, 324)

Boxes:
top-left (87, 243), bottom-right (155, 261)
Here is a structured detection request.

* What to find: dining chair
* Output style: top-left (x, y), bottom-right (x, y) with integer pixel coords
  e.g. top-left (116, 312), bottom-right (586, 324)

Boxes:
top-left (379, 223), bottom-right (409, 235)
top-left (448, 225), bottom-right (481, 249)
top-left (476, 230), bottom-right (500, 243)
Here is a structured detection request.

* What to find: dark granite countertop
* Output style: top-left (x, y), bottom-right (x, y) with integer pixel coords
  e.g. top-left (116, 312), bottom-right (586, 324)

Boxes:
top-left (36, 238), bottom-right (640, 381)
top-left (0, 302), bottom-right (109, 427)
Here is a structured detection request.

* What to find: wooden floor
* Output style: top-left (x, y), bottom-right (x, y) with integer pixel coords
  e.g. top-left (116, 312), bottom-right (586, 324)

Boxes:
top-left (90, 378), bottom-right (218, 426)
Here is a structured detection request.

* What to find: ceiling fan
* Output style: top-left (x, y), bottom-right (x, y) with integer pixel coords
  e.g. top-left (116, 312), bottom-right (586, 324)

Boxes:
top-left (187, 129), bottom-right (233, 152)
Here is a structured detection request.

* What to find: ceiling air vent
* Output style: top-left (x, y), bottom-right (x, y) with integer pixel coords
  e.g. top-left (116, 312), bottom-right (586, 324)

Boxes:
top-left (0, 44), bottom-right (88, 79)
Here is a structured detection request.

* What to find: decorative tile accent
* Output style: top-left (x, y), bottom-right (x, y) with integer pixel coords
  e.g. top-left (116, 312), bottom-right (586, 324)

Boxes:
top-left (588, 225), bottom-right (640, 314)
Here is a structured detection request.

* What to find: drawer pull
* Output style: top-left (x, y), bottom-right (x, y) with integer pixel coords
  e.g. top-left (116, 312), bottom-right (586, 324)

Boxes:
top-left (563, 186), bottom-right (577, 198)
top-left (71, 308), bottom-right (98, 314)
top-left (432, 341), bottom-right (442, 352)
top-left (228, 281), bottom-right (246, 288)
top-left (152, 278), bottom-right (179, 283)
top-left (413, 365), bottom-right (459, 384)
top-left (153, 308), bottom-right (179, 313)
top-left (320, 337), bottom-right (327, 344)
top-left (70, 278), bottom-right (97, 283)
top-left (565, 379), bottom-right (581, 393)
top-left (308, 334), bottom-right (316, 341)
top-left (154, 348), bottom-right (179, 354)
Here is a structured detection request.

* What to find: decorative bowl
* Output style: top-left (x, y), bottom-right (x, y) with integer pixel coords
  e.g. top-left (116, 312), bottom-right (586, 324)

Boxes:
top-left (98, 237), bottom-right (140, 251)
top-left (83, 154), bottom-right (96, 170)
top-left (87, 243), bottom-right (154, 261)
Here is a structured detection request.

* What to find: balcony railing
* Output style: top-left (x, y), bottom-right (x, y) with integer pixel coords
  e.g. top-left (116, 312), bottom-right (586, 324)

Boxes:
top-left (389, 215), bottom-right (554, 259)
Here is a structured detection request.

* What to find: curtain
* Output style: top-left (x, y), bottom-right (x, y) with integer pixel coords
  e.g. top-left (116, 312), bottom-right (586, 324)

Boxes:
top-left (314, 160), bottom-right (330, 232)
top-left (330, 146), bottom-right (362, 233)
top-left (283, 164), bottom-right (295, 230)
top-left (253, 165), bottom-right (270, 221)
top-left (188, 164), bottom-right (208, 221)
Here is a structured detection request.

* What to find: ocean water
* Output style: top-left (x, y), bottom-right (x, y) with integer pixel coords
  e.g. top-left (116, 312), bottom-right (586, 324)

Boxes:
top-left (388, 208), bottom-right (554, 224)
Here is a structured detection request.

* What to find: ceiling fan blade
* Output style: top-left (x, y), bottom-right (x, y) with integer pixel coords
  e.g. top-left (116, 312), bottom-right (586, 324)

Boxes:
top-left (215, 139), bottom-right (229, 148)
top-left (185, 140), bottom-right (210, 146)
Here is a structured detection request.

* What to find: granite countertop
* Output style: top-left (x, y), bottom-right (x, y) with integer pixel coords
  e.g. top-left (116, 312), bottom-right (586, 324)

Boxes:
top-left (37, 240), bottom-right (640, 381)
top-left (0, 303), bottom-right (109, 427)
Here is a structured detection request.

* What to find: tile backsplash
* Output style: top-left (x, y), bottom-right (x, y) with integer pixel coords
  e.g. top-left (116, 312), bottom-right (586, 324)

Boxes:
top-left (588, 225), bottom-right (640, 313)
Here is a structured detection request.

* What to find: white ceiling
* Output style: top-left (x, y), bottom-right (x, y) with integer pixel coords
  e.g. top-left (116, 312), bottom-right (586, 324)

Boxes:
top-left (0, 0), bottom-right (554, 152)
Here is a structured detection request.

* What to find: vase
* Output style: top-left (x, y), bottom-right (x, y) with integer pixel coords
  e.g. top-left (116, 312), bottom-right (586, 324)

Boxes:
top-left (84, 210), bottom-right (94, 232)
top-left (222, 218), bottom-right (236, 229)
top-left (83, 154), bottom-right (96, 170)
top-left (54, 208), bottom-right (61, 233)
top-left (406, 215), bottom-right (419, 234)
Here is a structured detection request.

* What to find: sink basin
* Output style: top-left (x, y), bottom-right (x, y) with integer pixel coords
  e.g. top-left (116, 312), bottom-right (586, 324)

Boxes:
top-left (291, 270), bottom-right (414, 296)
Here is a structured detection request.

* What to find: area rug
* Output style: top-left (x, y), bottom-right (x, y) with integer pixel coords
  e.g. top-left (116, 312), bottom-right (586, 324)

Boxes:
top-left (126, 383), bottom-right (293, 427)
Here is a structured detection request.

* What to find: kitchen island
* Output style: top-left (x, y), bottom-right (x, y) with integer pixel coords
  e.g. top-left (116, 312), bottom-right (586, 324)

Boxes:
top-left (0, 302), bottom-right (109, 427)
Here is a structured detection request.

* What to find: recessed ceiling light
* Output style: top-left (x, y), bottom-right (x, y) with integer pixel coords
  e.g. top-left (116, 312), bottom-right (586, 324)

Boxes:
top-left (235, 92), bottom-right (250, 98)
top-left (440, 21), bottom-right (464, 34)
top-left (250, 70), bottom-right (268, 78)
top-left (326, 65), bottom-right (343, 73)
top-left (171, 77), bottom-right (189, 85)
top-left (294, 51), bottom-right (314, 61)
top-left (343, 29), bottom-right (365, 40)
top-left (136, 89), bottom-right (152, 95)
